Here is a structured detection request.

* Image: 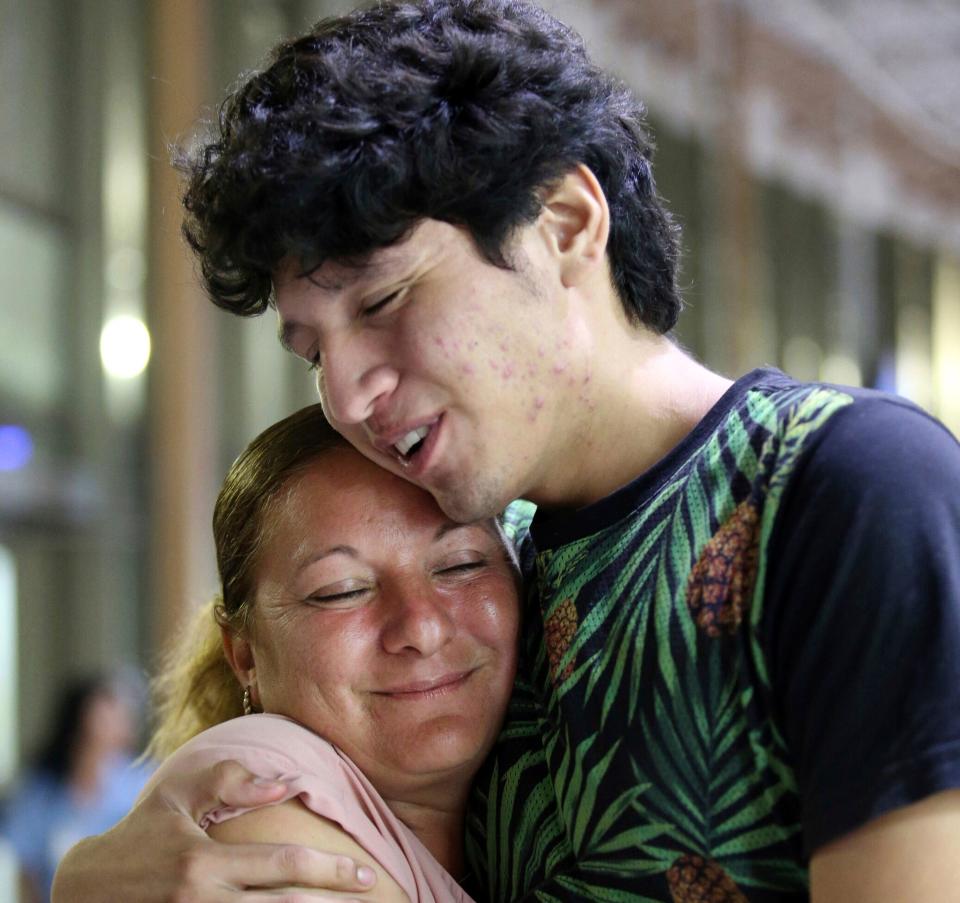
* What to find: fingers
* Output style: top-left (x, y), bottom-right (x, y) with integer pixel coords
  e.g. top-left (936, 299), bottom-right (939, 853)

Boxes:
top-left (196, 840), bottom-right (377, 895)
top-left (153, 759), bottom-right (290, 823)
top-left (51, 762), bottom-right (378, 902)
top-left (155, 766), bottom-right (378, 895)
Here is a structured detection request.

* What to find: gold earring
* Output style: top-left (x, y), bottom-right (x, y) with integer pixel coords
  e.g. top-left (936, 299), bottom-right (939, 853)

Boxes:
top-left (242, 686), bottom-right (253, 715)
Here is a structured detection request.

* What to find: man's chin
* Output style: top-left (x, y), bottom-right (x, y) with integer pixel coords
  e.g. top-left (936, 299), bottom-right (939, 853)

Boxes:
top-left (432, 484), bottom-right (507, 525)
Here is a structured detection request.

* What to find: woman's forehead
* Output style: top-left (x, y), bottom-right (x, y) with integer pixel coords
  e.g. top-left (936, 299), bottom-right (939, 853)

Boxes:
top-left (272, 449), bottom-right (445, 536)
top-left (265, 449), bottom-right (504, 559)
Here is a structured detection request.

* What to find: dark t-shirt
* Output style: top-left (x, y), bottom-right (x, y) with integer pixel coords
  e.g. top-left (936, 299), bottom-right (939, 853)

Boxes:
top-left (467, 368), bottom-right (960, 901)
top-left (763, 389), bottom-right (960, 851)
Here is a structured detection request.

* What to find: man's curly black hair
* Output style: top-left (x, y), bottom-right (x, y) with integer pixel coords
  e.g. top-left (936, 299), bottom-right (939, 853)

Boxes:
top-left (180, 0), bottom-right (682, 333)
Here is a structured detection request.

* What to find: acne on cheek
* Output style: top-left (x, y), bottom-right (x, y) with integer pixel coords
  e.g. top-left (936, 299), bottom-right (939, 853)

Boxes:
top-left (430, 333), bottom-right (478, 377)
top-left (433, 335), bottom-right (466, 353)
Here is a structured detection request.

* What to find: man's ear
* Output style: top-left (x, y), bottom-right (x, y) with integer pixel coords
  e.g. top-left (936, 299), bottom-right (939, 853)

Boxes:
top-left (538, 164), bottom-right (610, 287)
top-left (221, 624), bottom-right (256, 688)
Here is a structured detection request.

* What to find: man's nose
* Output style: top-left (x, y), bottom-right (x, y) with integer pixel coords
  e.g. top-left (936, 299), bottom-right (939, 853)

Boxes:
top-left (380, 582), bottom-right (456, 657)
top-left (316, 337), bottom-right (399, 425)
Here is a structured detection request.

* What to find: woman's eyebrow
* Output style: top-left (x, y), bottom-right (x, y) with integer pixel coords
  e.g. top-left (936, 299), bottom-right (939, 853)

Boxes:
top-left (293, 545), bottom-right (360, 571)
top-left (433, 521), bottom-right (499, 543)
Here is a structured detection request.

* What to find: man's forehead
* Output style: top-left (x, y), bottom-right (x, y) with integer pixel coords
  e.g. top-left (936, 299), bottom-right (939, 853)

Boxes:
top-left (273, 228), bottom-right (432, 296)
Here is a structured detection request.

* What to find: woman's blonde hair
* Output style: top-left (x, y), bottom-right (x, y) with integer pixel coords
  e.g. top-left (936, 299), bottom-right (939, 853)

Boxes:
top-left (147, 404), bottom-right (348, 760)
top-left (146, 597), bottom-right (240, 759)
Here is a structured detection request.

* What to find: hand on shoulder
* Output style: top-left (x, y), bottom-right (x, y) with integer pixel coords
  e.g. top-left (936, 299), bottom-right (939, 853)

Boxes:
top-left (209, 798), bottom-right (409, 901)
top-left (51, 758), bottom-right (377, 902)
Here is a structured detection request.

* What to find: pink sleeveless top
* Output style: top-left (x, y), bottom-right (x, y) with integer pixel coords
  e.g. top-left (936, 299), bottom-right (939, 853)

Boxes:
top-left (143, 714), bottom-right (474, 902)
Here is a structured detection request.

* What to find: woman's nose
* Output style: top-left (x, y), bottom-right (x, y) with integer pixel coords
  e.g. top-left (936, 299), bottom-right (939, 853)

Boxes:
top-left (380, 583), bottom-right (456, 656)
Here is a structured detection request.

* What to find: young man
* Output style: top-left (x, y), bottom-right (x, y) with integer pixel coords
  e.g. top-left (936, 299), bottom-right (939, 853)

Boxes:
top-left (55, 1), bottom-right (960, 900)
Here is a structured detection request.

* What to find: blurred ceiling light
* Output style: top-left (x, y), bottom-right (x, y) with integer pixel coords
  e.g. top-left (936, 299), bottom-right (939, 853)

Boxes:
top-left (0, 426), bottom-right (33, 472)
top-left (100, 315), bottom-right (151, 379)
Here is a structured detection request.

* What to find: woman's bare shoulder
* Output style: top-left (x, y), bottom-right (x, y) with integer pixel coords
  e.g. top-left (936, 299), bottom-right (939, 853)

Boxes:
top-left (209, 798), bottom-right (412, 901)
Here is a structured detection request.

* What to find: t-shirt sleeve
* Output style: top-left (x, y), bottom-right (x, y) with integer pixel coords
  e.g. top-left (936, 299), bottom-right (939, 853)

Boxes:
top-left (142, 715), bottom-right (423, 897)
top-left (762, 396), bottom-right (960, 855)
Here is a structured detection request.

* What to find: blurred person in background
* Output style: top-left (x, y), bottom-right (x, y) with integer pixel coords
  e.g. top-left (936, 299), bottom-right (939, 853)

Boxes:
top-left (0, 671), bottom-right (153, 902)
top-left (138, 403), bottom-right (521, 901)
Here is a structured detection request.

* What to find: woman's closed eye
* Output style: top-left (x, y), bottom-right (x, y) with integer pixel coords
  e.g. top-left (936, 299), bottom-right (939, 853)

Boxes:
top-left (305, 582), bottom-right (372, 606)
top-left (435, 554), bottom-right (487, 577)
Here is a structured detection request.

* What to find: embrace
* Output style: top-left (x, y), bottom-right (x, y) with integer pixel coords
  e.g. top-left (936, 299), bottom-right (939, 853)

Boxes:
top-left (55, 0), bottom-right (960, 901)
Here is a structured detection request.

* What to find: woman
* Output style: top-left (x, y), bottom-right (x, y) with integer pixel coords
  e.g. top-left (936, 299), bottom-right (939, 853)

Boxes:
top-left (143, 404), bottom-right (522, 901)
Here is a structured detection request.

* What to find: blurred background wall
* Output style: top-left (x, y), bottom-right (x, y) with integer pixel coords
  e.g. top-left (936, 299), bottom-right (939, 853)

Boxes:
top-left (0, 0), bottom-right (958, 836)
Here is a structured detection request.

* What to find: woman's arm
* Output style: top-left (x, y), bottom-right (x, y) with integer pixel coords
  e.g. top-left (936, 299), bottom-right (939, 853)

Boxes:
top-left (51, 759), bottom-right (377, 902)
top-left (208, 798), bottom-right (411, 902)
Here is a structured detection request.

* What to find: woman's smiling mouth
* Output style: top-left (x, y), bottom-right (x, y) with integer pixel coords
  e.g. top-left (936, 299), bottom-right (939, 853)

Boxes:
top-left (376, 669), bottom-right (474, 699)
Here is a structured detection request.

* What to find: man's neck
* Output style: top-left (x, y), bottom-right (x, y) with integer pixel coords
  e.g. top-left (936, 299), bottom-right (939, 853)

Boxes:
top-left (533, 334), bottom-right (733, 510)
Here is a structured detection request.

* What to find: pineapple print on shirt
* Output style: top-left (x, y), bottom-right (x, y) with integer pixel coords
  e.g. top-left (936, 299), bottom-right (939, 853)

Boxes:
top-left (686, 499), bottom-right (761, 637)
top-left (667, 853), bottom-right (750, 903)
top-left (543, 598), bottom-right (578, 682)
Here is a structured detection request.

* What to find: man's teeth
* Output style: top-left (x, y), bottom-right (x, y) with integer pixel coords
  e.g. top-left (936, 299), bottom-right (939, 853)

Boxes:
top-left (394, 426), bottom-right (429, 457)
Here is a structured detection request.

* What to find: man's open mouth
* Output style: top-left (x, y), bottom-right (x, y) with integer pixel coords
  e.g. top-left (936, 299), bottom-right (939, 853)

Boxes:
top-left (394, 425), bottom-right (430, 462)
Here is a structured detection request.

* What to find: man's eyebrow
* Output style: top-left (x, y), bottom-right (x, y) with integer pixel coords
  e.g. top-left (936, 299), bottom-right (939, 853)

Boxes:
top-left (302, 256), bottom-right (393, 293)
top-left (304, 269), bottom-right (350, 292)
top-left (277, 320), bottom-right (301, 355)
top-left (275, 257), bottom-right (410, 356)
